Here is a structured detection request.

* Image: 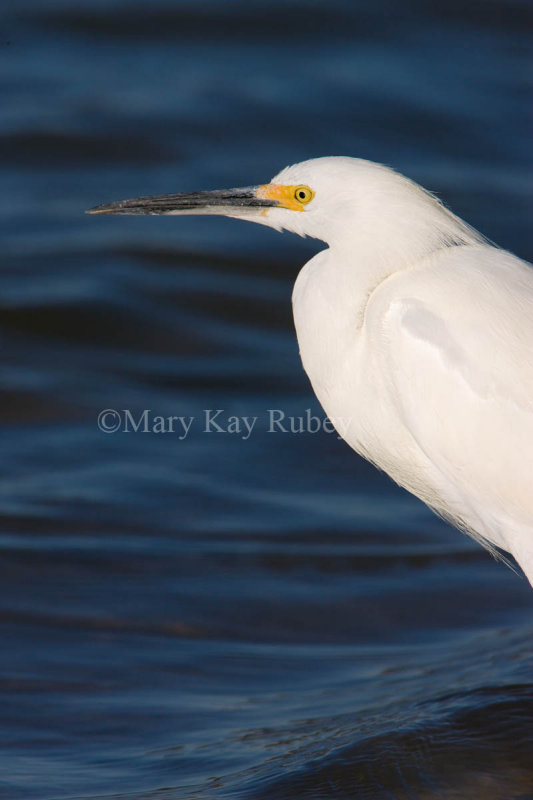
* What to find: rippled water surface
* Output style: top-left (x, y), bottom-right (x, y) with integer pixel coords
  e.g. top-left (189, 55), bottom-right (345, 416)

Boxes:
top-left (1, 1), bottom-right (532, 798)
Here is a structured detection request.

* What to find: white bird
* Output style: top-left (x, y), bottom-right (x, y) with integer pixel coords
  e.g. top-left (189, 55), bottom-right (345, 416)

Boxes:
top-left (88, 157), bottom-right (533, 585)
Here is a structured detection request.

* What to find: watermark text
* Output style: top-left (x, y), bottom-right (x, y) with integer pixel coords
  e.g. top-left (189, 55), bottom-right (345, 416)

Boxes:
top-left (97, 408), bottom-right (351, 440)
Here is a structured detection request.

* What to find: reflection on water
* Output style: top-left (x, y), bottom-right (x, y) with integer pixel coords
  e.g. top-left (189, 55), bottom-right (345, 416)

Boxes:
top-left (1, 0), bottom-right (532, 798)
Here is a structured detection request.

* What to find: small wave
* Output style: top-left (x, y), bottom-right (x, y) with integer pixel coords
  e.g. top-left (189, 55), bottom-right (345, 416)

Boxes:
top-left (247, 684), bottom-right (533, 799)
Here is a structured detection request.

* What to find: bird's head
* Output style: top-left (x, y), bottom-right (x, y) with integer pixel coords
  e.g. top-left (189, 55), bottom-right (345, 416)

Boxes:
top-left (86, 157), bottom-right (378, 244)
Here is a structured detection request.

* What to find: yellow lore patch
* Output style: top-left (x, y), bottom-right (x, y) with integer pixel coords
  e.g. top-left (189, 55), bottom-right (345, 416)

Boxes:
top-left (257, 184), bottom-right (314, 212)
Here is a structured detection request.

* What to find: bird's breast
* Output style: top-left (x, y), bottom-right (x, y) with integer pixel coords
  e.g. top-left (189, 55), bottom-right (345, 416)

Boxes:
top-left (292, 251), bottom-right (436, 487)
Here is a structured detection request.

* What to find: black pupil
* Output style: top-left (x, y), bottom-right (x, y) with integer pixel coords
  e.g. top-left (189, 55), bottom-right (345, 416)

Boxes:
top-left (298, 190), bottom-right (306, 199)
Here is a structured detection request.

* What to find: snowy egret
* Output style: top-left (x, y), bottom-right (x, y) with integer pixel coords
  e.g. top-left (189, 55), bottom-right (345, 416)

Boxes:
top-left (88, 157), bottom-right (533, 585)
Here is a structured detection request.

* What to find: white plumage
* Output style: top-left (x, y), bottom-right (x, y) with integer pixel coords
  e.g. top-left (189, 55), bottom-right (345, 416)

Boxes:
top-left (89, 156), bottom-right (533, 585)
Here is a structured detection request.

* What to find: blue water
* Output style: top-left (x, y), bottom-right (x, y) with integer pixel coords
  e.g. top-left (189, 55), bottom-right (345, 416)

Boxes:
top-left (1, 1), bottom-right (532, 798)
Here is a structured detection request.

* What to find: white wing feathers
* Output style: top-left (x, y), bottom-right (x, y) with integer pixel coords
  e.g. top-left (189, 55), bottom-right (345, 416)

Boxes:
top-left (380, 245), bottom-right (533, 577)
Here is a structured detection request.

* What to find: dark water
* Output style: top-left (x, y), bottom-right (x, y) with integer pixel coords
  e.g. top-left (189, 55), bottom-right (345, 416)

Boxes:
top-left (2, 1), bottom-right (532, 798)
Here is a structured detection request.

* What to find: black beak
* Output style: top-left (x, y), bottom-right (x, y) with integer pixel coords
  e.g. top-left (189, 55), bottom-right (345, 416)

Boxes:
top-left (86, 187), bottom-right (278, 216)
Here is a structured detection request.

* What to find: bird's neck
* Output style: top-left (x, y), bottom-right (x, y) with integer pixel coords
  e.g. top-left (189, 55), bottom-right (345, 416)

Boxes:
top-left (327, 191), bottom-right (484, 314)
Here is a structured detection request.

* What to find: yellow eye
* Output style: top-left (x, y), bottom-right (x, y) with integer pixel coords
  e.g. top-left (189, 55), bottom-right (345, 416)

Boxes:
top-left (293, 185), bottom-right (314, 205)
